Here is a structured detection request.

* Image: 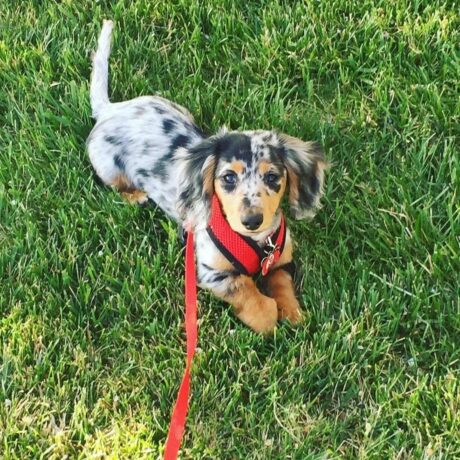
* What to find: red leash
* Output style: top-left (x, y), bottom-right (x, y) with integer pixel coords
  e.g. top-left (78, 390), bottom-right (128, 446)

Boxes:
top-left (163, 197), bottom-right (285, 457)
top-left (164, 231), bottom-right (197, 459)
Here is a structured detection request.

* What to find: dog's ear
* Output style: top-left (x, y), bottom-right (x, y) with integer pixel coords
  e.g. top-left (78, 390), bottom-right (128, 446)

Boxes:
top-left (176, 136), bottom-right (219, 230)
top-left (279, 133), bottom-right (328, 220)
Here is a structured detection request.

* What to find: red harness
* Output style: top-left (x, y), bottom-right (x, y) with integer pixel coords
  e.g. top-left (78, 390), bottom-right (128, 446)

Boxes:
top-left (207, 195), bottom-right (286, 276)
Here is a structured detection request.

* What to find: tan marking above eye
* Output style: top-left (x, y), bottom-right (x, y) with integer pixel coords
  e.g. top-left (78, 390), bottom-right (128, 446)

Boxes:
top-left (227, 161), bottom-right (245, 175)
top-left (258, 161), bottom-right (272, 175)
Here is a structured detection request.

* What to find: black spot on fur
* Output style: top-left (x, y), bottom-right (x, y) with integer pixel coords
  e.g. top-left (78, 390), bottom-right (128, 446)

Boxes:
top-left (200, 263), bottom-right (214, 271)
top-left (137, 168), bottom-right (150, 178)
top-left (151, 158), bottom-right (169, 181)
top-left (163, 119), bottom-right (177, 134)
top-left (179, 189), bottom-right (191, 204)
top-left (170, 134), bottom-right (190, 152)
top-left (105, 135), bottom-right (123, 146)
top-left (242, 197), bottom-right (251, 208)
top-left (151, 134), bottom-right (190, 181)
top-left (151, 135), bottom-right (190, 182)
top-left (114, 155), bottom-right (125, 170)
top-left (150, 103), bottom-right (167, 115)
top-left (218, 133), bottom-right (253, 165)
top-left (211, 273), bottom-right (231, 284)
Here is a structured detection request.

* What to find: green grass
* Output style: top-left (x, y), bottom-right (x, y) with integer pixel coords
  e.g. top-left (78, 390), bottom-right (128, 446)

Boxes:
top-left (1, 0), bottom-right (459, 458)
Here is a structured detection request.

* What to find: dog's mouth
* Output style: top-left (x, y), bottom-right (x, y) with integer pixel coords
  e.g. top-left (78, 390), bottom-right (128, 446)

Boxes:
top-left (233, 221), bottom-right (275, 238)
top-left (224, 221), bottom-right (264, 237)
top-left (239, 229), bottom-right (261, 236)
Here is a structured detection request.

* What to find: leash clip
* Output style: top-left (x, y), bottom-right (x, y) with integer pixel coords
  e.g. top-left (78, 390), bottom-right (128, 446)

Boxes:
top-left (264, 236), bottom-right (277, 253)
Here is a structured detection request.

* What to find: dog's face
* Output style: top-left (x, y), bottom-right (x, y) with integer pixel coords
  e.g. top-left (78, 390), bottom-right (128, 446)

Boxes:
top-left (178, 130), bottom-right (327, 233)
top-left (213, 133), bottom-right (287, 235)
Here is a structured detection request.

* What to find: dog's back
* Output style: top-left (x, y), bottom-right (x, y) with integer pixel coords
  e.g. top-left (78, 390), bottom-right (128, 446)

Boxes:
top-left (87, 20), bottom-right (205, 218)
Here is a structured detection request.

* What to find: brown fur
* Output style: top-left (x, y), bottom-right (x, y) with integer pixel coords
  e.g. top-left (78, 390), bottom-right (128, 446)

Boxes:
top-left (230, 161), bottom-right (245, 175)
top-left (121, 189), bottom-right (149, 205)
top-left (111, 174), bottom-right (133, 191)
top-left (202, 156), bottom-right (217, 199)
top-left (286, 169), bottom-right (300, 206)
top-left (111, 175), bottom-right (148, 204)
top-left (273, 235), bottom-right (293, 267)
top-left (266, 269), bottom-right (301, 323)
top-left (268, 238), bottom-right (301, 322)
top-left (220, 275), bottom-right (278, 333)
top-left (260, 178), bottom-right (286, 225)
top-left (258, 161), bottom-right (270, 175)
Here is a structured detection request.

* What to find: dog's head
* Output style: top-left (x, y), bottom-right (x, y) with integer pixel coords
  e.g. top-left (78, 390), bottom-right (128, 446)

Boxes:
top-left (177, 130), bottom-right (327, 234)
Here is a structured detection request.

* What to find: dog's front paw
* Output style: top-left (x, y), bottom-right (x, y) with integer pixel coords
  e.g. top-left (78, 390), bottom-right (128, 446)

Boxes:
top-left (253, 296), bottom-right (278, 334)
top-left (277, 297), bottom-right (303, 324)
top-left (236, 295), bottom-right (278, 334)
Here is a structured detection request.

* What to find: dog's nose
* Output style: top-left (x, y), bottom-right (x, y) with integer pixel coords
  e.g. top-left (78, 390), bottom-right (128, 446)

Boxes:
top-left (241, 214), bottom-right (263, 230)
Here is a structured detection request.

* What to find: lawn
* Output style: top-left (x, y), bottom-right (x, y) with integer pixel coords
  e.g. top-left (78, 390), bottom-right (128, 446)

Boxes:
top-left (1, 0), bottom-right (459, 458)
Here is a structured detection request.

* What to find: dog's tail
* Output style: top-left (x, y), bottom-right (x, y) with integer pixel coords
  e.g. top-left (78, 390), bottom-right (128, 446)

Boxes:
top-left (90, 20), bottom-right (114, 119)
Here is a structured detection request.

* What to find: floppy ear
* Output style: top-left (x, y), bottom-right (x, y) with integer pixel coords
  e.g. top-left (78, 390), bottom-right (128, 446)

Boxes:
top-left (176, 136), bottom-right (219, 230)
top-left (279, 133), bottom-right (328, 220)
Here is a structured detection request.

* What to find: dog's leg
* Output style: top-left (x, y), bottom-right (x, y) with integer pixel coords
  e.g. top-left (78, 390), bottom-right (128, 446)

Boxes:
top-left (264, 234), bottom-right (302, 323)
top-left (213, 275), bottom-right (278, 334)
top-left (266, 268), bottom-right (302, 323)
top-left (111, 175), bottom-right (148, 205)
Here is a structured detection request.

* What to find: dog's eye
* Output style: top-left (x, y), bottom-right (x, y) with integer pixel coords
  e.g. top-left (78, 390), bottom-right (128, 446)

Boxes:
top-left (265, 173), bottom-right (279, 184)
top-left (223, 172), bottom-right (237, 185)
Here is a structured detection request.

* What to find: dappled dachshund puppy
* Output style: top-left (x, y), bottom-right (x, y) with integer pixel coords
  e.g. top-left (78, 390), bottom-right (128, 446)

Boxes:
top-left (87, 20), bottom-right (327, 333)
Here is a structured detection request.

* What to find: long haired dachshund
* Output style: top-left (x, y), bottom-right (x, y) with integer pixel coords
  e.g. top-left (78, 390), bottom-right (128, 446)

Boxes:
top-left (87, 21), bottom-right (327, 333)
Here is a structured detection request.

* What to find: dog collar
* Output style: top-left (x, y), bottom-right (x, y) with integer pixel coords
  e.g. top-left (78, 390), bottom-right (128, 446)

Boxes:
top-left (206, 194), bottom-right (286, 276)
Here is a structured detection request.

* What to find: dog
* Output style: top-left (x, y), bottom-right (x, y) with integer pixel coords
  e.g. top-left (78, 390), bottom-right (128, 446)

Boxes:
top-left (87, 20), bottom-right (327, 333)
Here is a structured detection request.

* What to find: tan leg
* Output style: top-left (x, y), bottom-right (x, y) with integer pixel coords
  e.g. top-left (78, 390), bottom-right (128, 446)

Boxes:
top-left (214, 275), bottom-right (278, 334)
top-left (266, 269), bottom-right (302, 324)
top-left (120, 189), bottom-right (148, 205)
top-left (111, 175), bottom-right (148, 205)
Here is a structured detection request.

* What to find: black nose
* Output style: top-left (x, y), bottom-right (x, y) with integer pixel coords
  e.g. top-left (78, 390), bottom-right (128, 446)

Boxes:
top-left (242, 214), bottom-right (263, 230)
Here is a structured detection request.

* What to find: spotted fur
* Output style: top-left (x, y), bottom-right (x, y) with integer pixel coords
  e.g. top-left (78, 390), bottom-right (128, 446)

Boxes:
top-left (87, 20), bottom-right (328, 333)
